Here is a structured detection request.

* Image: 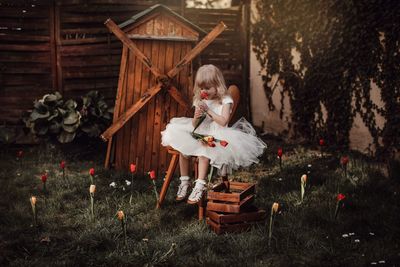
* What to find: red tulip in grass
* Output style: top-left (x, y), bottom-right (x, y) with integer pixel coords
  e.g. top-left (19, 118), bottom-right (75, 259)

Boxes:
top-left (41, 173), bottom-right (47, 193)
top-left (129, 163), bottom-right (136, 205)
top-left (60, 161), bottom-right (68, 185)
top-left (16, 150), bottom-right (24, 167)
top-left (268, 202), bottom-right (279, 247)
top-left (277, 148), bottom-right (283, 170)
top-left (334, 193), bottom-right (346, 219)
top-left (117, 210), bottom-right (127, 246)
top-left (89, 168), bottom-right (95, 184)
top-left (89, 184), bottom-right (96, 221)
top-left (148, 170), bottom-right (159, 203)
top-left (30, 196), bottom-right (37, 227)
top-left (319, 138), bottom-right (325, 157)
top-left (341, 156), bottom-right (349, 179)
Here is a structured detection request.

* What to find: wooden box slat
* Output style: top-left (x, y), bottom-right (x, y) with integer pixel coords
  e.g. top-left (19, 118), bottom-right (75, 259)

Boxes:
top-left (206, 218), bottom-right (254, 235)
top-left (207, 194), bottom-right (254, 214)
top-left (206, 208), bottom-right (266, 225)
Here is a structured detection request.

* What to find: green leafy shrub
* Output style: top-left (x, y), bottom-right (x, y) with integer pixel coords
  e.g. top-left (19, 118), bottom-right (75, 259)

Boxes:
top-left (23, 91), bottom-right (113, 143)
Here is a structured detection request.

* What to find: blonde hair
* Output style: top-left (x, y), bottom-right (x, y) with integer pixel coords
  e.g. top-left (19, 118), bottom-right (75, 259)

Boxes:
top-left (193, 64), bottom-right (227, 105)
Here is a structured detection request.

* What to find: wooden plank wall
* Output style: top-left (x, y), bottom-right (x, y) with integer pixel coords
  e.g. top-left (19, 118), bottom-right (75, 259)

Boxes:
top-left (0, 0), bottom-right (248, 126)
top-left (0, 0), bottom-right (54, 124)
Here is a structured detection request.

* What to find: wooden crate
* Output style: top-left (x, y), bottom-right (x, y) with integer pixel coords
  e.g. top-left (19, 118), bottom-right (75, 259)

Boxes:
top-left (206, 181), bottom-right (255, 213)
top-left (206, 207), bottom-right (266, 235)
top-left (208, 181), bottom-right (255, 203)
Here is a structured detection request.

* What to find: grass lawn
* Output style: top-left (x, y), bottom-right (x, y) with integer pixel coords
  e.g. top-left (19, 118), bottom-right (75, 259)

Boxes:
top-left (0, 137), bottom-right (399, 266)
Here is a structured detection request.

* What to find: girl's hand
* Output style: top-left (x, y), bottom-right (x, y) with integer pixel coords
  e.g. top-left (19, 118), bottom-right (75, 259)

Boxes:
top-left (198, 101), bottom-right (208, 112)
top-left (194, 108), bottom-right (204, 119)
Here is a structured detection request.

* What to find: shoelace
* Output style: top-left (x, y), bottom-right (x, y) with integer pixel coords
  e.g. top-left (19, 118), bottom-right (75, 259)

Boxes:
top-left (189, 186), bottom-right (205, 201)
top-left (177, 183), bottom-right (189, 197)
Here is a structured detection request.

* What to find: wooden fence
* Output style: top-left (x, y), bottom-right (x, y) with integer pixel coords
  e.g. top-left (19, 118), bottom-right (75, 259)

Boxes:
top-left (0, 0), bottom-right (250, 127)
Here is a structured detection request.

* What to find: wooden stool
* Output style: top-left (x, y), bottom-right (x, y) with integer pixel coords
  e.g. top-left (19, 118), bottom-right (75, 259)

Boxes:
top-left (156, 85), bottom-right (240, 220)
top-left (156, 146), bottom-right (207, 219)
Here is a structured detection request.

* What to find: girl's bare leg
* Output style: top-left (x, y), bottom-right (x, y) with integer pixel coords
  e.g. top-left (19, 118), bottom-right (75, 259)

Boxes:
top-left (197, 156), bottom-right (210, 180)
top-left (179, 153), bottom-right (190, 176)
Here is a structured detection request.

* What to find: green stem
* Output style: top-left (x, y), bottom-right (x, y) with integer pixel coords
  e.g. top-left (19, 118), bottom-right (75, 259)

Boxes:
top-left (268, 213), bottom-right (275, 247)
top-left (152, 180), bottom-right (159, 202)
top-left (90, 195), bottom-right (94, 221)
top-left (192, 114), bottom-right (206, 133)
top-left (31, 205), bottom-right (37, 227)
top-left (122, 220), bottom-right (127, 247)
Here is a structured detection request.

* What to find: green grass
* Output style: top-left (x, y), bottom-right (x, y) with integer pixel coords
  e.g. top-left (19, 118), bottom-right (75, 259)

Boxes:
top-left (0, 138), bottom-right (399, 267)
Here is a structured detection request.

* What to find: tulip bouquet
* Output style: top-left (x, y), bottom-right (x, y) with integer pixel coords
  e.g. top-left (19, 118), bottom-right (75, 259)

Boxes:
top-left (268, 202), bottom-right (279, 247)
top-left (334, 193), bottom-right (346, 219)
top-left (89, 184), bottom-right (96, 221)
top-left (129, 163), bottom-right (136, 205)
top-left (191, 133), bottom-right (229, 148)
top-left (148, 170), bottom-right (159, 203)
top-left (30, 196), bottom-right (37, 227)
top-left (117, 210), bottom-right (128, 246)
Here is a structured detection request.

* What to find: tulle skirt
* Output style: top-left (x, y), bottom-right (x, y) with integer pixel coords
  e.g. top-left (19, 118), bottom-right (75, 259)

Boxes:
top-left (161, 117), bottom-right (267, 173)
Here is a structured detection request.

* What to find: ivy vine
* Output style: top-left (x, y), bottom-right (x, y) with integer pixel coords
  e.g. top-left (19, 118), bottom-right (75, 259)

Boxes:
top-left (252, 0), bottom-right (400, 157)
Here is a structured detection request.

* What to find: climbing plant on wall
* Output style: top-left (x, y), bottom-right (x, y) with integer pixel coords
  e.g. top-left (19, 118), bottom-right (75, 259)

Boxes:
top-left (252, 0), bottom-right (400, 156)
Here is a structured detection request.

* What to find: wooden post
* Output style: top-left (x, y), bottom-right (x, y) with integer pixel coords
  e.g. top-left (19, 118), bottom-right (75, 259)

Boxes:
top-left (241, 0), bottom-right (251, 121)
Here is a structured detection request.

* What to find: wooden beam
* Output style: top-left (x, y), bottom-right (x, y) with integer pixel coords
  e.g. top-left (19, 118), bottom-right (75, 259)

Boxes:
top-left (167, 85), bottom-right (190, 111)
top-left (167, 21), bottom-right (227, 78)
top-left (104, 45), bottom-right (128, 168)
top-left (100, 82), bottom-right (163, 141)
top-left (126, 33), bottom-right (198, 42)
top-left (104, 18), bottom-right (162, 78)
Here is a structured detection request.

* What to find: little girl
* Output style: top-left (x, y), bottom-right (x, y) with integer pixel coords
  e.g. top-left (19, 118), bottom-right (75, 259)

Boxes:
top-left (161, 64), bottom-right (266, 204)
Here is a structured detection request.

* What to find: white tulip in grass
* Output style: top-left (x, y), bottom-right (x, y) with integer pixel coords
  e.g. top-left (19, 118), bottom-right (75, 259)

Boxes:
top-left (30, 196), bottom-right (37, 227)
top-left (300, 174), bottom-right (307, 203)
top-left (268, 202), bottom-right (279, 247)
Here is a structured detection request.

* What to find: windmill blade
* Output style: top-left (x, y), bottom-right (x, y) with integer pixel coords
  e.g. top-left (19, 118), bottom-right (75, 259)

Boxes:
top-left (168, 85), bottom-right (190, 111)
top-left (167, 21), bottom-right (227, 78)
top-left (100, 83), bottom-right (163, 141)
top-left (105, 18), bottom-right (162, 78)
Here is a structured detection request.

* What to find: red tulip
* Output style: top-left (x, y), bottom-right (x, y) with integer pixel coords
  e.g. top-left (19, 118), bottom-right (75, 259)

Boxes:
top-left (41, 173), bottom-right (47, 183)
top-left (200, 91), bottom-right (209, 100)
top-left (337, 193), bottom-right (346, 202)
top-left (89, 168), bottom-right (95, 176)
top-left (220, 140), bottom-right (228, 147)
top-left (130, 164), bottom-right (136, 173)
top-left (60, 161), bottom-right (66, 169)
top-left (17, 150), bottom-right (24, 158)
top-left (148, 170), bottom-right (156, 180)
top-left (277, 148), bottom-right (283, 158)
top-left (208, 142), bottom-right (216, 147)
top-left (319, 138), bottom-right (325, 146)
top-left (341, 156), bottom-right (349, 166)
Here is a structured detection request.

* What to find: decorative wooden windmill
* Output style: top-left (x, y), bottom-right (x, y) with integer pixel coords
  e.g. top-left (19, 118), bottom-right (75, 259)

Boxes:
top-left (101, 4), bottom-right (226, 174)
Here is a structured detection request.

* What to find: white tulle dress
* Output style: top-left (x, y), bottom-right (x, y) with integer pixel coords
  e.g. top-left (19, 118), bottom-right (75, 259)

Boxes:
top-left (161, 95), bottom-right (267, 173)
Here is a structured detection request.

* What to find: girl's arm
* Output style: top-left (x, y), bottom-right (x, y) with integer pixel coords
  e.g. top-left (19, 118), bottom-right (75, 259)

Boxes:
top-left (205, 104), bottom-right (231, 127)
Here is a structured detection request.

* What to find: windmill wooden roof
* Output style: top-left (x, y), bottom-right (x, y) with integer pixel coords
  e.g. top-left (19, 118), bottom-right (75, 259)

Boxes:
top-left (119, 4), bottom-right (207, 39)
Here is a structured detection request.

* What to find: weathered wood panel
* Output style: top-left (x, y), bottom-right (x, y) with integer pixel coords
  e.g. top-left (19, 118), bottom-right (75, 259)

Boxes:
top-left (0, 1), bottom-right (53, 124)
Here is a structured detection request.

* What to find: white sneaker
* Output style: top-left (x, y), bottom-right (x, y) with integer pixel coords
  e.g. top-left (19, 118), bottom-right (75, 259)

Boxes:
top-left (187, 179), bottom-right (206, 204)
top-left (176, 176), bottom-right (190, 201)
